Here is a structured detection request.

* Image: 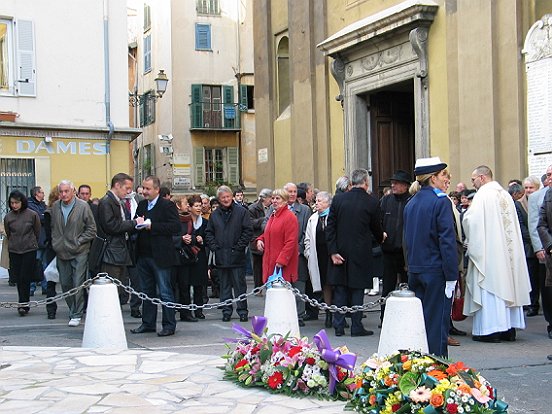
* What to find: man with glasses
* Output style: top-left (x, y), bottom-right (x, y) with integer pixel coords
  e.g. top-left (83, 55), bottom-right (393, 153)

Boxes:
top-left (463, 166), bottom-right (531, 343)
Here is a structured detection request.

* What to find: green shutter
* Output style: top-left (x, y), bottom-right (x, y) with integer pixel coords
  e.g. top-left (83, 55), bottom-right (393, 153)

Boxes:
top-left (194, 147), bottom-right (205, 187)
top-left (239, 84), bottom-right (248, 111)
top-left (223, 85), bottom-right (234, 128)
top-left (191, 84), bottom-right (203, 128)
top-left (227, 147), bottom-right (239, 185)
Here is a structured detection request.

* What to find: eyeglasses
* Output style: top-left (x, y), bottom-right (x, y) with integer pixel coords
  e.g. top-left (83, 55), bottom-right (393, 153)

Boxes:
top-left (471, 175), bottom-right (482, 183)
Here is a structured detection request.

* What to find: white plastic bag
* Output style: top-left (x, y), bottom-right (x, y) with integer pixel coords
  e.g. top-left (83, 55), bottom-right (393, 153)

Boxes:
top-left (44, 258), bottom-right (59, 283)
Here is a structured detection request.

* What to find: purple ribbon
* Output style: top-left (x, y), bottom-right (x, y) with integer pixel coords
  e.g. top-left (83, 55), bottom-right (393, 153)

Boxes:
top-left (230, 316), bottom-right (267, 342)
top-left (313, 329), bottom-right (357, 394)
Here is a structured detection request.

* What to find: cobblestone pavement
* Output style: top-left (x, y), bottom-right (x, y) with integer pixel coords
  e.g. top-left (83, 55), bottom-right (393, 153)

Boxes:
top-left (0, 346), bottom-right (345, 414)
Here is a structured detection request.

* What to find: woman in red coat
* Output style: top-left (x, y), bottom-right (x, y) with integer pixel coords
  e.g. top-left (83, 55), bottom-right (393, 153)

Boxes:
top-left (256, 189), bottom-right (299, 283)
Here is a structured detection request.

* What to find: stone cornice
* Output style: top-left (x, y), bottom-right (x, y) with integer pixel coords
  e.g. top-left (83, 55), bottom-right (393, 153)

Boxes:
top-left (0, 122), bottom-right (142, 141)
top-left (317, 0), bottom-right (438, 57)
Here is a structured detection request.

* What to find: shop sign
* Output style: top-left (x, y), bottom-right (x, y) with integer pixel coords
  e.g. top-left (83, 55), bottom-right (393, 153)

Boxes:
top-left (16, 140), bottom-right (107, 156)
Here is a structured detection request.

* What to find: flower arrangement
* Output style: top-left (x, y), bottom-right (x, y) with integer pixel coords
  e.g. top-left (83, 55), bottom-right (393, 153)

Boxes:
top-left (222, 316), bottom-right (357, 400)
top-left (345, 350), bottom-right (508, 414)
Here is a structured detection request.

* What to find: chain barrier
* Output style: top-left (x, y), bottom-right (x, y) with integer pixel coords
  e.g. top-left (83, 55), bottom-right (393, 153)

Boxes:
top-left (1, 273), bottom-right (387, 314)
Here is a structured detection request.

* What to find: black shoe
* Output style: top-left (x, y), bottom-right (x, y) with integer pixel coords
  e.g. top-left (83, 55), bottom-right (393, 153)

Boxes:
top-left (47, 313), bottom-right (56, 320)
top-left (42, 289), bottom-right (47, 295)
top-left (526, 309), bottom-right (539, 317)
top-left (325, 312), bottom-right (333, 328)
top-left (239, 315), bottom-right (249, 322)
top-left (472, 333), bottom-right (501, 343)
top-left (222, 315), bottom-right (231, 322)
top-left (157, 329), bottom-right (175, 337)
top-left (304, 313), bottom-right (319, 321)
top-left (195, 311), bottom-right (205, 319)
top-left (548, 327), bottom-right (552, 339)
top-left (18, 308), bottom-right (27, 317)
top-left (500, 328), bottom-right (516, 342)
top-left (335, 329), bottom-right (345, 337)
top-left (449, 326), bottom-right (467, 336)
top-left (130, 309), bottom-right (142, 319)
top-left (180, 314), bottom-right (198, 322)
top-left (352, 329), bottom-right (374, 337)
top-left (130, 325), bottom-right (156, 334)
top-left (298, 320), bottom-right (305, 327)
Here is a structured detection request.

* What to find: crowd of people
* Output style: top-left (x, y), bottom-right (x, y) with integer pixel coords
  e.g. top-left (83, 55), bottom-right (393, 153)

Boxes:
top-left (1, 161), bottom-right (551, 356)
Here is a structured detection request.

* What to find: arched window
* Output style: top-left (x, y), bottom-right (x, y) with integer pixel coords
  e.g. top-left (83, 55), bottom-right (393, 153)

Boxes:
top-left (276, 36), bottom-right (290, 115)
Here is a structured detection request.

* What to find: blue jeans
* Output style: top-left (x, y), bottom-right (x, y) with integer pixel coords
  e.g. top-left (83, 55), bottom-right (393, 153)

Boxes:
top-left (30, 248), bottom-right (48, 293)
top-left (137, 256), bottom-right (176, 331)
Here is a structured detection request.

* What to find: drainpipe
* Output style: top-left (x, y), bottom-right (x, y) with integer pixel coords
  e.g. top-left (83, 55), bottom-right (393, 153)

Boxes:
top-left (103, 0), bottom-right (114, 188)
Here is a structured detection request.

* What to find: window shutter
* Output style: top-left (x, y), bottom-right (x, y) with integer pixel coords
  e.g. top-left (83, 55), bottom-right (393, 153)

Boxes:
top-left (194, 147), bottom-right (205, 187)
top-left (223, 85), bottom-right (234, 128)
top-left (195, 24), bottom-right (211, 50)
top-left (239, 84), bottom-right (248, 111)
top-left (16, 20), bottom-right (36, 97)
top-left (144, 35), bottom-right (152, 73)
top-left (191, 84), bottom-right (203, 128)
top-left (227, 147), bottom-right (239, 185)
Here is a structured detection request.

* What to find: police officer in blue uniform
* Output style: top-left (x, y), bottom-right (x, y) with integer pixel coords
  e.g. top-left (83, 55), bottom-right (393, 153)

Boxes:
top-left (403, 157), bottom-right (458, 357)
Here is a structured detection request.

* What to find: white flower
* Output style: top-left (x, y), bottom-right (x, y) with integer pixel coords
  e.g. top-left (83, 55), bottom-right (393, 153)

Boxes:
top-left (447, 398), bottom-right (454, 404)
top-left (457, 407), bottom-right (464, 413)
top-left (461, 395), bottom-right (469, 403)
top-left (468, 399), bottom-right (475, 405)
top-left (450, 391), bottom-right (456, 397)
top-left (465, 406), bottom-right (471, 412)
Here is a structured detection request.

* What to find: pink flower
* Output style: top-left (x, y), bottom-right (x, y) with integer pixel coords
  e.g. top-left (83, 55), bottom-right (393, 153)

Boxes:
top-left (471, 387), bottom-right (492, 404)
top-left (409, 386), bottom-right (432, 403)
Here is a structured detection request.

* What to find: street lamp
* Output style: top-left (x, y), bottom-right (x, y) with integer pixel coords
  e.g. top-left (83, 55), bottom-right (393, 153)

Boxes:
top-left (129, 69), bottom-right (169, 106)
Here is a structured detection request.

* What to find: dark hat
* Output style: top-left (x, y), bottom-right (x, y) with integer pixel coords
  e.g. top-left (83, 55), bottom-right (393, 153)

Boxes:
top-left (389, 170), bottom-right (412, 184)
top-left (414, 156), bottom-right (448, 176)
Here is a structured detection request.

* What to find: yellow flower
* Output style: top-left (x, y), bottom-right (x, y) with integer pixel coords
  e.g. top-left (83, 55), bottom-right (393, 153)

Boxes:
top-left (403, 360), bottom-right (412, 371)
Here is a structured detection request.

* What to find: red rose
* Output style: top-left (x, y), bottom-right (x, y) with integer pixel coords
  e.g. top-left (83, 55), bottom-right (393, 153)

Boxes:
top-left (267, 371), bottom-right (284, 389)
top-left (401, 355), bottom-right (408, 363)
top-left (337, 369), bottom-right (347, 381)
top-left (446, 403), bottom-right (458, 414)
top-left (288, 346), bottom-right (303, 358)
top-left (234, 359), bottom-right (248, 370)
top-left (487, 386), bottom-right (494, 399)
top-left (305, 357), bottom-right (316, 365)
top-left (391, 403), bottom-right (401, 412)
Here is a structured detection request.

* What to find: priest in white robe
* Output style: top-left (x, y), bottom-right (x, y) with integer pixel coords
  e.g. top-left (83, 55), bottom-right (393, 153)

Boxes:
top-left (463, 165), bottom-right (531, 342)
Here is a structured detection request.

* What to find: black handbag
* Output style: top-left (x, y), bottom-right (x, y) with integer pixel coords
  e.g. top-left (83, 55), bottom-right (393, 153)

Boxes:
top-left (89, 235), bottom-right (109, 273)
top-left (178, 244), bottom-right (200, 265)
top-left (32, 258), bottom-right (45, 283)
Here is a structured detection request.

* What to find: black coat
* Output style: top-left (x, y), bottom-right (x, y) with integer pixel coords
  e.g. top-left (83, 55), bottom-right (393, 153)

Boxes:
top-left (326, 188), bottom-right (384, 289)
top-left (98, 191), bottom-right (137, 266)
top-left (175, 216), bottom-right (209, 285)
top-left (135, 197), bottom-right (180, 268)
top-left (379, 191), bottom-right (409, 253)
top-left (248, 200), bottom-right (267, 255)
top-left (205, 204), bottom-right (253, 268)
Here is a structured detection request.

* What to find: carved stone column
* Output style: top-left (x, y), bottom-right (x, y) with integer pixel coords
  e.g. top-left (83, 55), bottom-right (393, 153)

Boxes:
top-left (410, 27), bottom-right (430, 158)
top-left (330, 55), bottom-right (346, 107)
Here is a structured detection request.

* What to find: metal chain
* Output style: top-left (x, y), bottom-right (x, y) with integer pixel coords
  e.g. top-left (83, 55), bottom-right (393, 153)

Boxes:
top-left (0, 273), bottom-right (387, 314)
top-left (0, 275), bottom-right (101, 309)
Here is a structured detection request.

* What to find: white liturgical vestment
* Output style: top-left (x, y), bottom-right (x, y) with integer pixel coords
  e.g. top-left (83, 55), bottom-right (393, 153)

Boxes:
top-left (463, 181), bottom-right (531, 336)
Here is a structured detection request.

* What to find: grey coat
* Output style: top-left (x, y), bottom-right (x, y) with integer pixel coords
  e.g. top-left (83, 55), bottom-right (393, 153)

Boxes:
top-left (51, 198), bottom-right (96, 260)
top-left (537, 187), bottom-right (552, 286)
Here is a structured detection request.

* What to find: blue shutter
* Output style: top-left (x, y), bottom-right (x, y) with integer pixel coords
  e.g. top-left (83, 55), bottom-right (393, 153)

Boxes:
top-left (195, 24), bottom-right (211, 50)
top-left (191, 84), bottom-right (203, 128)
top-left (144, 35), bottom-right (151, 73)
top-left (223, 85), bottom-right (235, 128)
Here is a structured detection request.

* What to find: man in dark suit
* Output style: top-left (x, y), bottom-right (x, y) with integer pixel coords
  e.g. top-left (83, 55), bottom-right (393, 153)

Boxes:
top-left (326, 168), bottom-right (385, 337)
top-left (130, 176), bottom-right (180, 337)
top-left (97, 173), bottom-right (144, 306)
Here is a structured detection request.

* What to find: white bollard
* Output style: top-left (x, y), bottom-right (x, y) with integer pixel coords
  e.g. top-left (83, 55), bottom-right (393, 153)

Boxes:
top-left (264, 283), bottom-right (300, 338)
top-left (377, 287), bottom-right (428, 357)
top-left (82, 276), bottom-right (128, 349)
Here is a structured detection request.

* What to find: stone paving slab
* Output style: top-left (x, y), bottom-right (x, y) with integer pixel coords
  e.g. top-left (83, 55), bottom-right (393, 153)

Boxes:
top-left (0, 346), bottom-right (346, 413)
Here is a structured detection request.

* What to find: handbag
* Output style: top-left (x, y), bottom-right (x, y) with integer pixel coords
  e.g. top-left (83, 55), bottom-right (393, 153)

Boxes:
top-left (32, 258), bottom-right (45, 283)
top-left (177, 220), bottom-right (200, 265)
top-left (451, 275), bottom-right (467, 321)
top-left (266, 266), bottom-right (283, 287)
top-left (89, 234), bottom-right (109, 273)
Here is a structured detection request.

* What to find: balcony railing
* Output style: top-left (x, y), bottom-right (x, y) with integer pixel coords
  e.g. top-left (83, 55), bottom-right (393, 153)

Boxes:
top-left (189, 102), bottom-right (242, 131)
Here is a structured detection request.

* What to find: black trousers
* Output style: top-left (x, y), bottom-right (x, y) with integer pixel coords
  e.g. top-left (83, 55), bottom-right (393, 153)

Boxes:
top-left (332, 285), bottom-right (365, 334)
top-left (219, 267), bottom-right (248, 317)
top-left (380, 251), bottom-right (408, 320)
top-left (9, 251), bottom-right (36, 311)
top-left (252, 253), bottom-right (263, 288)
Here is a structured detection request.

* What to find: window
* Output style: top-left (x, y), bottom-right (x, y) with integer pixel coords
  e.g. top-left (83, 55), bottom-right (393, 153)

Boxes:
top-left (139, 90), bottom-right (155, 127)
top-left (143, 144), bottom-right (153, 176)
top-left (143, 34), bottom-right (151, 73)
top-left (196, 0), bottom-right (221, 16)
top-left (276, 36), bottom-right (290, 115)
top-left (195, 23), bottom-right (211, 50)
top-left (191, 84), bottom-right (237, 129)
top-left (194, 147), bottom-right (239, 187)
top-left (0, 18), bottom-right (36, 96)
top-left (143, 4), bottom-right (151, 32)
top-left (239, 84), bottom-right (254, 111)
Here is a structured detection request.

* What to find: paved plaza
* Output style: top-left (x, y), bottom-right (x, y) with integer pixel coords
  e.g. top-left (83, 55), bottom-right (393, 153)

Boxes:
top-left (0, 269), bottom-right (551, 413)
